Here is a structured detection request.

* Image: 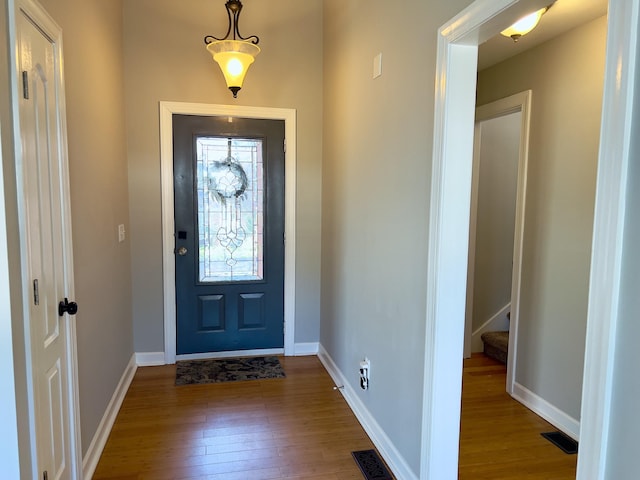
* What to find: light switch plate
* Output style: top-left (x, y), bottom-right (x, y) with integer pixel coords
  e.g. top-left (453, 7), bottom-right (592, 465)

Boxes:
top-left (118, 224), bottom-right (125, 243)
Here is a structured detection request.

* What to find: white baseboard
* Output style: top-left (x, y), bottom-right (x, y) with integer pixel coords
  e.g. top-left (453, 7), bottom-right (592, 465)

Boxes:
top-left (512, 382), bottom-right (580, 440)
top-left (176, 348), bottom-right (284, 361)
top-left (137, 345), bottom-right (310, 366)
top-left (317, 344), bottom-right (418, 480)
top-left (82, 354), bottom-right (137, 479)
top-left (293, 342), bottom-right (319, 356)
top-left (135, 351), bottom-right (165, 366)
top-left (471, 303), bottom-right (511, 353)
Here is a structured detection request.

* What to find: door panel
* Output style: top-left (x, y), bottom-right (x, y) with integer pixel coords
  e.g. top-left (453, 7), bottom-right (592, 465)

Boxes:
top-left (173, 115), bottom-right (285, 354)
top-left (18, 9), bottom-right (76, 479)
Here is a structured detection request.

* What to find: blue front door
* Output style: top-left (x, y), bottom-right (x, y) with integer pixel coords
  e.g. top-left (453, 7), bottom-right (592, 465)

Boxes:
top-left (173, 115), bottom-right (285, 354)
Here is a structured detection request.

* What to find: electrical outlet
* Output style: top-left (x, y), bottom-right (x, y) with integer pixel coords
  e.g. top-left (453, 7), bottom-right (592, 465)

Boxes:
top-left (359, 358), bottom-right (370, 390)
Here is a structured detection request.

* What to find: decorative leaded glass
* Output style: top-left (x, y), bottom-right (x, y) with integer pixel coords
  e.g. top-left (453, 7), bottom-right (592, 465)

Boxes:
top-left (196, 136), bottom-right (264, 282)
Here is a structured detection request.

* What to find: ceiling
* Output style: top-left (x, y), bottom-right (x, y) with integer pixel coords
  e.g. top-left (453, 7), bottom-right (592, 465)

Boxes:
top-left (478, 0), bottom-right (608, 71)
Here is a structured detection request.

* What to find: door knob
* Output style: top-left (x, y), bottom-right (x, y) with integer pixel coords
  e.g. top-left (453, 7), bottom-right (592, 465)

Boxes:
top-left (58, 298), bottom-right (78, 317)
top-left (177, 246), bottom-right (188, 256)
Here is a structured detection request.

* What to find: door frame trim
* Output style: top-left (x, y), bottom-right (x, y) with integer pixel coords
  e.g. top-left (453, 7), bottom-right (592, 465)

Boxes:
top-left (421, 0), bottom-right (638, 478)
top-left (160, 102), bottom-right (296, 363)
top-left (10, 0), bottom-right (83, 477)
top-left (464, 91), bottom-right (532, 395)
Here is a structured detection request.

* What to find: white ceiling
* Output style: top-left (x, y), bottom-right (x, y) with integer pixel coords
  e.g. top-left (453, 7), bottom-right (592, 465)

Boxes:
top-left (478, 0), bottom-right (608, 71)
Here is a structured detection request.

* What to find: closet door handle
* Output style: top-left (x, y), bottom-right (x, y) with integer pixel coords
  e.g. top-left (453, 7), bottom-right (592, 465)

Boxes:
top-left (58, 298), bottom-right (78, 316)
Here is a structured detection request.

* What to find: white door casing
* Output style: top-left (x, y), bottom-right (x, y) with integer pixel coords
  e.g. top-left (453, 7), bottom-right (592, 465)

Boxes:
top-left (15, 1), bottom-right (82, 478)
top-left (464, 91), bottom-right (532, 392)
top-left (160, 102), bottom-right (297, 364)
top-left (422, 0), bottom-right (638, 478)
top-left (464, 90), bottom-right (532, 362)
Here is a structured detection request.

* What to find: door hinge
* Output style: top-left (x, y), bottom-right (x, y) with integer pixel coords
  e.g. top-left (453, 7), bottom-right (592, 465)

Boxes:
top-left (22, 71), bottom-right (29, 99)
top-left (283, 138), bottom-right (287, 153)
top-left (33, 279), bottom-right (39, 306)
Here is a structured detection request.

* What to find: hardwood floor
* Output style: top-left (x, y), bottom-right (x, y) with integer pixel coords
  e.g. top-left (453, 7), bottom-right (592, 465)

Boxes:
top-left (94, 354), bottom-right (577, 479)
top-left (92, 356), bottom-right (376, 479)
top-left (459, 354), bottom-right (578, 479)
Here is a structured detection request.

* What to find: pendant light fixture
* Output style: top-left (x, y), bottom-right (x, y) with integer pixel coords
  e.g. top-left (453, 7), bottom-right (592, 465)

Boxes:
top-left (501, 5), bottom-right (551, 42)
top-left (204, 0), bottom-right (260, 98)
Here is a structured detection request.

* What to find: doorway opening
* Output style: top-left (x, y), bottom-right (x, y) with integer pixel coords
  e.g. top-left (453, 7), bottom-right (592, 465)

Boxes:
top-left (160, 102), bottom-right (297, 364)
top-left (421, 0), bottom-right (638, 478)
top-left (12, 0), bottom-right (82, 478)
top-left (172, 115), bottom-right (286, 356)
top-left (464, 90), bottom-right (531, 397)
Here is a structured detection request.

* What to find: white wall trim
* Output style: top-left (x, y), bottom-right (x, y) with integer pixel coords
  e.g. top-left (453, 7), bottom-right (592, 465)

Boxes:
top-left (470, 303), bottom-right (510, 353)
top-left (12, 1), bottom-right (83, 477)
top-left (422, 0), bottom-right (627, 478)
top-left (318, 345), bottom-right (418, 480)
top-left (472, 90), bottom-right (532, 395)
top-left (578, 1), bottom-right (639, 477)
top-left (0, 108), bottom-right (21, 480)
top-left (294, 342), bottom-right (319, 356)
top-left (159, 102), bottom-right (297, 364)
top-left (512, 382), bottom-right (580, 441)
top-left (463, 122), bottom-right (481, 359)
top-left (135, 352), bottom-right (166, 367)
top-left (136, 348), bottom-right (299, 364)
top-left (82, 354), bottom-right (137, 479)
top-left (176, 348), bottom-right (284, 361)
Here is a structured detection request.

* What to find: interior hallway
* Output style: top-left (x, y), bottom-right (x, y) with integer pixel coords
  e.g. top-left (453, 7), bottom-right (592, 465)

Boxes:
top-left (92, 356), bottom-right (375, 479)
top-left (93, 354), bottom-right (577, 479)
top-left (459, 354), bottom-right (578, 479)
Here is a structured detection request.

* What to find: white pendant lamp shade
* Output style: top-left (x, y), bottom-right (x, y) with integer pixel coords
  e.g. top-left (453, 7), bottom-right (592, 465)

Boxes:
top-left (501, 7), bottom-right (548, 42)
top-left (207, 40), bottom-right (260, 97)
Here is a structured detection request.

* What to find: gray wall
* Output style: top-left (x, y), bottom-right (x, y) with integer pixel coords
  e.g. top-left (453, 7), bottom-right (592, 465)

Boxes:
top-left (477, 16), bottom-right (607, 420)
top-left (605, 22), bottom-right (640, 475)
top-left (472, 112), bottom-right (520, 332)
top-left (35, 0), bottom-right (134, 455)
top-left (123, 0), bottom-right (323, 352)
top-left (321, 0), bottom-right (473, 474)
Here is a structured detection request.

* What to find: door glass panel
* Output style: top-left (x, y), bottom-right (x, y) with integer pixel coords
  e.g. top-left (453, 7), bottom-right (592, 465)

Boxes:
top-left (196, 136), bottom-right (264, 282)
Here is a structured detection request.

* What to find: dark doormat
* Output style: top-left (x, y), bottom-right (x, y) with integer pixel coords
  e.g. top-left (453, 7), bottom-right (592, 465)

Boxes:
top-left (541, 431), bottom-right (579, 454)
top-left (352, 449), bottom-right (394, 480)
top-left (175, 356), bottom-right (285, 385)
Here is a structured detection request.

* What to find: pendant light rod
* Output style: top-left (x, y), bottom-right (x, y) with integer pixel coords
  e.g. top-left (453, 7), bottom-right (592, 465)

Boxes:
top-left (204, 0), bottom-right (259, 46)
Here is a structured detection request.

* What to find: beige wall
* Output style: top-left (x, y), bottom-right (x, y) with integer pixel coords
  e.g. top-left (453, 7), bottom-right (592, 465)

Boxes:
top-left (123, 0), bottom-right (323, 351)
top-left (322, 0), bottom-right (473, 474)
top-left (36, 0), bottom-right (133, 455)
top-left (477, 16), bottom-right (607, 420)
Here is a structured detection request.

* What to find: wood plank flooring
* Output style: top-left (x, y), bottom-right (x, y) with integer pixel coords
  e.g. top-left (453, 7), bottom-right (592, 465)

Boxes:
top-left (93, 354), bottom-right (578, 479)
top-left (459, 354), bottom-right (578, 479)
top-left (92, 356), bottom-right (375, 479)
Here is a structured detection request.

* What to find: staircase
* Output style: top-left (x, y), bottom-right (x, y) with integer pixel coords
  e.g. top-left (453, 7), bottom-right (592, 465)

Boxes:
top-left (480, 331), bottom-right (509, 364)
top-left (480, 312), bottom-right (509, 364)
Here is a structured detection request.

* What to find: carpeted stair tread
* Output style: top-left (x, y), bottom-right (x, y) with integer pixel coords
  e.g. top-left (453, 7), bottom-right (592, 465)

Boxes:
top-left (481, 331), bottom-right (509, 364)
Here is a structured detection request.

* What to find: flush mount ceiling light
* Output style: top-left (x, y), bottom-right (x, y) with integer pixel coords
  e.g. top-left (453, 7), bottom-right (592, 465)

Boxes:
top-left (204, 0), bottom-right (260, 98)
top-left (500, 5), bottom-right (551, 42)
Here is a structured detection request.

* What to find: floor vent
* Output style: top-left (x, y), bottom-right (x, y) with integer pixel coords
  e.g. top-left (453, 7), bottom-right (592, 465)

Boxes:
top-left (541, 431), bottom-right (579, 454)
top-left (351, 449), bottom-right (394, 480)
